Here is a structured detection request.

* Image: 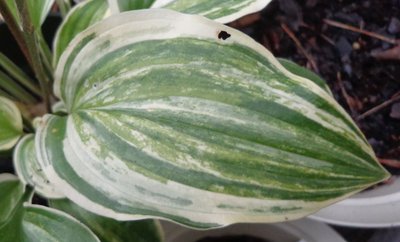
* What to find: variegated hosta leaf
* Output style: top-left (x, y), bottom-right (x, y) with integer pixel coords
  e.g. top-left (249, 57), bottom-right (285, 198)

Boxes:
top-left (150, 0), bottom-right (272, 23)
top-left (0, 175), bottom-right (99, 242)
top-left (40, 9), bottom-right (389, 229)
top-left (53, 0), bottom-right (109, 66)
top-left (19, 205), bottom-right (100, 242)
top-left (50, 199), bottom-right (163, 242)
top-left (13, 134), bottom-right (64, 198)
top-left (0, 96), bottom-right (23, 151)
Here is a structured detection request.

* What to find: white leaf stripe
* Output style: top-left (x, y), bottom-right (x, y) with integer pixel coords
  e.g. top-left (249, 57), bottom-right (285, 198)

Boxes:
top-left (73, 39), bottom-right (376, 170)
top-left (78, 110), bottom-right (374, 193)
top-left (92, 99), bottom-right (376, 176)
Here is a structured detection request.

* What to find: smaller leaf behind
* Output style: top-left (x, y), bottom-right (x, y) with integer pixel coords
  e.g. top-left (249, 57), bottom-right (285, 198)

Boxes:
top-left (53, 0), bottom-right (109, 66)
top-left (13, 134), bottom-right (64, 199)
top-left (150, 0), bottom-right (272, 23)
top-left (0, 174), bottom-right (99, 242)
top-left (50, 199), bottom-right (164, 242)
top-left (0, 174), bottom-right (25, 227)
top-left (26, 0), bottom-right (55, 29)
top-left (0, 96), bottom-right (23, 151)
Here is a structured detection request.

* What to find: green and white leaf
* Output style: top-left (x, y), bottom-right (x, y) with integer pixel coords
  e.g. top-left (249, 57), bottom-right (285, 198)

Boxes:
top-left (39, 9), bottom-right (389, 229)
top-left (0, 175), bottom-right (99, 242)
top-left (150, 0), bottom-right (272, 23)
top-left (14, 134), bottom-right (64, 199)
top-left (18, 205), bottom-right (100, 242)
top-left (277, 58), bottom-right (333, 96)
top-left (0, 96), bottom-right (23, 151)
top-left (53, 0), bottom-right (109, 66)
top-left (50, 199), bottom-right (163, 242)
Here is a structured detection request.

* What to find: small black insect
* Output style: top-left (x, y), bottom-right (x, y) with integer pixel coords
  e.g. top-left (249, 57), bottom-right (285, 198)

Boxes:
top-left (218, 30), bottom-right (231, 40)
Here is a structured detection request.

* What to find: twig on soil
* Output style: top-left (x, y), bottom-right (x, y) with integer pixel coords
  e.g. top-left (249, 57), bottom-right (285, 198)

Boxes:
top-left (357, 91), bottom-right (400, 121)
top-left (320, 34), bottom-right (335, 46)
top-left (281, 23), bottom-right (319, 73)
top-left (371, 45), bottom-right (400, 61)
top-left (379, 158), bottom-right (400, 169)
top-left (323, 19), bottom-right (399, 45)
top-left (337, 72), bottom-right (361, 115)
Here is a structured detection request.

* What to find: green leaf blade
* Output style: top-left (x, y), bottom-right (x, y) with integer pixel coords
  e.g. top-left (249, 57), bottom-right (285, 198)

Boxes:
top-left (0, 96), bottom-right (23, 151)
top-left (0, 174), bottom-right (25, 227)
top-left (45, 9), bottom-right (389, 229)
top-left (50, 199), bottom-right (163, 242)
top-left (0, 175), bottom-right (99, 242)
top-left (22, 205), bottom-right (100, 242)
top-left (26, 0), bottom-right (55, 29)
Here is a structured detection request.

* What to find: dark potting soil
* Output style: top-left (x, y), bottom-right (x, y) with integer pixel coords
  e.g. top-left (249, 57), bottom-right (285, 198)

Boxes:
top-left (233, 0), bottom-right (400, 176)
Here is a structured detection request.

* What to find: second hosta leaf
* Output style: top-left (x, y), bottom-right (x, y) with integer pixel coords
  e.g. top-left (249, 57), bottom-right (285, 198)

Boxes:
top-left (0, 96), bottom-right (23, 151)
top-left (150, 0), bottom-right (272, 23)
top-left (38, 9), bottom-right (389, 228)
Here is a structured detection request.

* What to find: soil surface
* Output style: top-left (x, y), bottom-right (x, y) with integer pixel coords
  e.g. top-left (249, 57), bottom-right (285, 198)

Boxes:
top-left (233, 0), bottom-right (400, 177)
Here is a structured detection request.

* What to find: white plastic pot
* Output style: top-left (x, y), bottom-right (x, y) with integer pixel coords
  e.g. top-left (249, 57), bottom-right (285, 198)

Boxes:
top-left (161, 218), bottom-right (346, 242)
top-left (310, 176), bottom-right (400, 228)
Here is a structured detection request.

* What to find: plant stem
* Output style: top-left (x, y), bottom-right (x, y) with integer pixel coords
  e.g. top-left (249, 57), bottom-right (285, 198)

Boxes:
top-left (0, 70), bottom-right (37, 103)
top-left (0, 1), bottom-right (34, 69)
top-left (15, 0), bottom-right (51, 111)
top-left (38, 32), bottom-right (54, 82)
top-left (0, 53), bottom-right (41, 96)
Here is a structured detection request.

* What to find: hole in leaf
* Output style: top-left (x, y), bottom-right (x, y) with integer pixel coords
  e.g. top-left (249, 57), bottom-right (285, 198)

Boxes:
top-left (218, 31), bottom-right (231, 40)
